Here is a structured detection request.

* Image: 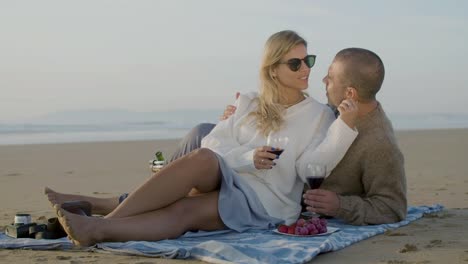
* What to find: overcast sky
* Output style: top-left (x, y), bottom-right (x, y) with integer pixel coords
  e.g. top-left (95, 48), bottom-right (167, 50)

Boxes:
top-left (1, 0), bottom-right (467, 122)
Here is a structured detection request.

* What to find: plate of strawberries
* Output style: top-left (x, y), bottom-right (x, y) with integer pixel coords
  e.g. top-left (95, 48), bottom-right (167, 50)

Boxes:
top-left (273, 217), bottom-right (339, 237)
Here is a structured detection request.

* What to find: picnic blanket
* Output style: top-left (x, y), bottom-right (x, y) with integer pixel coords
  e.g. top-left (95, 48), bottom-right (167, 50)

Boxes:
top-left (0, 204), bottom-right (444, 264)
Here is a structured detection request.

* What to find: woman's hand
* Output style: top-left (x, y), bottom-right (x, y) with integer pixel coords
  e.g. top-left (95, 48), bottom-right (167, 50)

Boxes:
top-left (338, 99), bottom-right (359, 129)
top-left (253, 146), bottom-right (278, 169)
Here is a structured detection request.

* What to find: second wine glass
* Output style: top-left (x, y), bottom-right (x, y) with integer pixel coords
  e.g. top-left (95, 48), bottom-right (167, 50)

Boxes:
top-left (304, 163), bottom-right (327, 218)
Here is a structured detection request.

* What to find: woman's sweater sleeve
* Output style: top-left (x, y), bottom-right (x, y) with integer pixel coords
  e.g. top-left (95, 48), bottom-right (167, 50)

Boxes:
top-left (201, 94), bottom-right (257, 173)
top-left (296, 109), bottom-right (358, 183)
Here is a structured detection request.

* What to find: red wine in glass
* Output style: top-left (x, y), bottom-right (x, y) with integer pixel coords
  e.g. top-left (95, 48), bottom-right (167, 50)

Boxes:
top-left (266, 135), bottom-right (289, 160)
top-left (303, 164), bottom-right (327, 217)
top-left (267, 149), bottom-right (284, 159)
top-left (306, 176), bottom-right (324, 189)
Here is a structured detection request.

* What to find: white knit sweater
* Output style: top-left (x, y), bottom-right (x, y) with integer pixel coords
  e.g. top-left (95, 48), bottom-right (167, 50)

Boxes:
top-left (201, 92), bottom-right (358, 224)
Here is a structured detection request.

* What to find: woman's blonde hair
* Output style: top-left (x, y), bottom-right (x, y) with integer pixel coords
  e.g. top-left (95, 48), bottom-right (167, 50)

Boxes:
top-left (250, 30), bottom-right (307, 136)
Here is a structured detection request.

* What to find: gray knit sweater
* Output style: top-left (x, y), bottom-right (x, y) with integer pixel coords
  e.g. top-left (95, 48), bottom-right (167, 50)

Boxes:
top-left (321, 103), bottom-right (407, 225)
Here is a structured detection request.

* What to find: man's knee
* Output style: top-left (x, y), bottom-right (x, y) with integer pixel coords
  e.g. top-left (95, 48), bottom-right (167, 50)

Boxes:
top-left (169, 123), bottom-right (216, 163)
top-left (189, 123), bottom-right (216, 140)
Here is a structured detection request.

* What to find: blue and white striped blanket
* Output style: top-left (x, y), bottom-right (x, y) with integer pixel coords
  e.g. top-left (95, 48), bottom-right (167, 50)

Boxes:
top-left (0, 204), bottom-right (443, 264)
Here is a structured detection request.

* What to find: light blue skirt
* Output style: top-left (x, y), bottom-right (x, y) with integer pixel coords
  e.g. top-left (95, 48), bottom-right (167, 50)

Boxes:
top-left (215, 154), bottom-right (282, 232)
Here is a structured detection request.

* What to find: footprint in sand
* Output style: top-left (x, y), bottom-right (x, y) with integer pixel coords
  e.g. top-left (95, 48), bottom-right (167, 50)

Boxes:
top-left (399, 243), bottom-right (418, 253)
top-left (424, 212), bottom-right (454, 219)
top-left (56, 256), bottom-right (72, 260)
top-left (384, 231), bottom-right (408, 236)
top-left (3, 172), bottom-right (22, 177)
top-left (92, 191), bottom-right (110, 195)
top-left (424, 239), bottom-right (443, 248)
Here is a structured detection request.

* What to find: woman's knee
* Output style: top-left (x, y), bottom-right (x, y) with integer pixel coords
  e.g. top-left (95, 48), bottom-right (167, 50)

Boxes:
top-left (185, 148), bottom-right (220, 191)
top-left (190, 148), bottom-right (218, 165)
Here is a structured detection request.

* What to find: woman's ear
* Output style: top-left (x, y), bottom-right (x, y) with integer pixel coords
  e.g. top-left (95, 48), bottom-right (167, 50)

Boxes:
top-left (271, 70), bottom-right (277, 78)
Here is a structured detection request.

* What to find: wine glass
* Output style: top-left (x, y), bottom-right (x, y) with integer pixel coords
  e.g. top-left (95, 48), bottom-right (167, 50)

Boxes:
top-left (266, 133), bottom-right (289, 157)
top-left (261, 133), bottom-right (289, 185)
top-left (303, 163), bottom-right (327, 218)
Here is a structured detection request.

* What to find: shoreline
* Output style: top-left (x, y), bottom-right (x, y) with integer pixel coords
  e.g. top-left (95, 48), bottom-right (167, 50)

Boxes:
top-left (1, 127), bottom-right (468, 147)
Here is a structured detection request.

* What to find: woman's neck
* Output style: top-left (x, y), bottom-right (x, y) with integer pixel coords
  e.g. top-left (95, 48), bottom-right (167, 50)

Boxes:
top-left (279, 91), bottom-right (305, 107)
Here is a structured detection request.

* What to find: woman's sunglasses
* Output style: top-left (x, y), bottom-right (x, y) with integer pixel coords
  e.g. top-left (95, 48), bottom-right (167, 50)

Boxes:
top-left (279, 54), bottom-right (316, 72)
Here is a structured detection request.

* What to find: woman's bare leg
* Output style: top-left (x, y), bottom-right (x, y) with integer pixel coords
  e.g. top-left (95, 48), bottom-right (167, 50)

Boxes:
top-left (105, 148), bottom-right (221, 219)
top-left (56, 191), bottom-right (225, 247)
top-left (44, 152), bottom-right (207, 216)
top-left (45, 187), bottom-right (119, 215)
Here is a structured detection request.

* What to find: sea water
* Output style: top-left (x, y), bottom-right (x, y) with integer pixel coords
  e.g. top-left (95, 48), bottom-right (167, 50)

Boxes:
top-left (0, 111), bottom-right (467, 145)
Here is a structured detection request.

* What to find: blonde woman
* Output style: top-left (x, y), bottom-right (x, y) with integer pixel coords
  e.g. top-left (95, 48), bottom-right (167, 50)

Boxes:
top-left (51, 30), bottom-right (358, 246)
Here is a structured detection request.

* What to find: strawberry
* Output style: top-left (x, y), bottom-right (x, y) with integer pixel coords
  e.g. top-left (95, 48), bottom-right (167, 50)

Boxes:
top-left (278, 224), bottom-right (288, 233)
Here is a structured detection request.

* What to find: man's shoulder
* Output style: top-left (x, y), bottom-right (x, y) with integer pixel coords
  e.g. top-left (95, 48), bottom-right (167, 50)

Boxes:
top-left (354, 112), bottom-right (401, 152)
top-left (356, 128), bottom-right (403, 164)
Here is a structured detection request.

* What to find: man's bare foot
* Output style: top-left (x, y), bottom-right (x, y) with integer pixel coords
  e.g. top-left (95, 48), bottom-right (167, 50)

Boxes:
top-left (54, 204), bottom-right (102, 247)
top-left (45, 187), bottom-right (119, 215)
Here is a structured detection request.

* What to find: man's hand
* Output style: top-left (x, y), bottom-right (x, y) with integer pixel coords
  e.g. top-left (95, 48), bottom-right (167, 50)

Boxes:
top-left (219, 92), bottom-right (240, 121)
top-left (337, 99), bottom-right (358, 129)
top-left (303, 189), bottom-right (340, 217)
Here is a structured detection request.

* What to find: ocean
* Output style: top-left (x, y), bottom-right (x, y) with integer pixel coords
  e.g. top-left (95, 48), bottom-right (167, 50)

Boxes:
top-left (1, 111), bottom-right (467, 146)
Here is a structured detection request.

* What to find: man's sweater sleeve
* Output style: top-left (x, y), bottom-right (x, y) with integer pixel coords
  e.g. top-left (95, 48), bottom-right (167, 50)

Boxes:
top-left (335, 143), bottom-right (407, 225)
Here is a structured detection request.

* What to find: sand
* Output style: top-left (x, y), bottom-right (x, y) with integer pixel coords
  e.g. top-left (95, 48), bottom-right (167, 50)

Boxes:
top-left (0, 129), bottom-right (467, 263)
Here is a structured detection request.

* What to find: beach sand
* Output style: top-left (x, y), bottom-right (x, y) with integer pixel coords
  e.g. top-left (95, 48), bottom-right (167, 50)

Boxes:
top-left (0, 129), bottom-right (467, 263)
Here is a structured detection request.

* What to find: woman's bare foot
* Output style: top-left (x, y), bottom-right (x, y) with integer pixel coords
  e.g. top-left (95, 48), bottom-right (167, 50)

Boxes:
top-left (54, 204), bottom-right (102, 247)
top-left (45, 187), bottom-right (119, 215)
top-left (45, 187), bottom-right (85, 206)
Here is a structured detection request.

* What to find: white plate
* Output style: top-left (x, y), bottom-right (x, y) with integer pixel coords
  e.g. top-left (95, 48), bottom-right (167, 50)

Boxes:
top-left (272, 226), bottom-right (340, 237)
top-left (301, 212), bottom-right (315, 217)
top-left (300, 212), bottom-right (330, 218)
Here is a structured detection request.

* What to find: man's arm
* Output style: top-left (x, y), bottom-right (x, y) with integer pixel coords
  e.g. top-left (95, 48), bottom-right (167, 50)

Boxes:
top-left (201, 93), bottom-right (260, 173)
top-left (168, 93), bottom-right (240, 163)
top-left (335, 144), bottom-right (407, 225)
top-left (219, 92), bottom-right (240, 120)
top-left (305, 143), bottom-right (407, 225)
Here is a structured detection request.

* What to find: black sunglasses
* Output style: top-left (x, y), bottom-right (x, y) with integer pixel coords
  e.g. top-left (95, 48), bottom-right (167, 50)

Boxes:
top-left (279, 55), bottom-right (316, 72)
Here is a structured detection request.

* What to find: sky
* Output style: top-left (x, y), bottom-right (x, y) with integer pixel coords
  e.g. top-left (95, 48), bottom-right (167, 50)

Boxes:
top-left (1, 0), bottom-right (467, 122)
